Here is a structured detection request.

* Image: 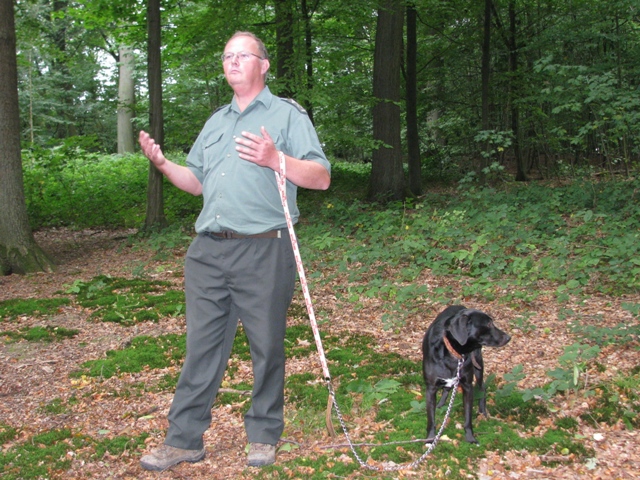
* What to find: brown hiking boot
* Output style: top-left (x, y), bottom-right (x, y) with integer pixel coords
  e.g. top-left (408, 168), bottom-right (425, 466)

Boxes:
top-left (247, 442), bottom-right (276, 467)
top-left (140, 444), bottom-right (205, 471)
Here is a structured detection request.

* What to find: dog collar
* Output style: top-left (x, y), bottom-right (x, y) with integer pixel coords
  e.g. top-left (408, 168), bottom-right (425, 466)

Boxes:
top-left (443, 334), bottom-right (463, 360)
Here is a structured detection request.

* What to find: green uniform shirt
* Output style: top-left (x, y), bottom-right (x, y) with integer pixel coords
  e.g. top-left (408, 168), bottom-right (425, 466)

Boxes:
top-left (186, 87), bottom-right (330, 235)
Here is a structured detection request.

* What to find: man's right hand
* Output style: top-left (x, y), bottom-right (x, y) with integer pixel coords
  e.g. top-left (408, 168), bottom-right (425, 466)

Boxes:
top-left (139, 130), bottom-right (166, 167)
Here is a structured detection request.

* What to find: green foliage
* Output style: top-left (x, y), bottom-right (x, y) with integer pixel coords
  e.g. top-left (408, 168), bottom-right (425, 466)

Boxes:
top-left (0, 429), bottom-right (84, 479)
top-left (39, 397), bottom-right (70, 415)
top-left (0, 325), bottom-right (79, 343)
top-left (582, 374), bottom-right (640, 429)
top-left (22, 151), bottom-right (201, 229)
top-left (0, 426), bottom-right (147, 479)
top-left (298, 167), bottom-right (640, 324)
top-left (64, 275), bottom-right (185, 324)
top-left (0, 297), bottom-right (70, 321)
top-left (521, 343), bottom-right (601, 402)
top-left (0, 425), bottom-right (18, 445)
top-left (74, 334), bottom-right (185, 379)
top-left (93, 433), bottom-right (149, 458)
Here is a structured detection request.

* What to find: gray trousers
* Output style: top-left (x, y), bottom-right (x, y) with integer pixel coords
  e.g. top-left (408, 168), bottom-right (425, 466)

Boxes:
top-left (165, 232), bottom-right (296, 450)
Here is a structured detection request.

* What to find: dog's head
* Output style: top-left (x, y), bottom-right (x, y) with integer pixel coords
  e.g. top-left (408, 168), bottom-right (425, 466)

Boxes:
top-left (447, 308), bottom-right (511, 349)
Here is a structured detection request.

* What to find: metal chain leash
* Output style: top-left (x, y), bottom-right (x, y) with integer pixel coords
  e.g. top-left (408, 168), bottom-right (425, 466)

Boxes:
top-left (326, 359), bottom-right (463, 471)
top-left (275, 152), bottom-right (462, 471)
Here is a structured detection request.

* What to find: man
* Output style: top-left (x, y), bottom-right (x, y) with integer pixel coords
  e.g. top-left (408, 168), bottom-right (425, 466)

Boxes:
top-left (138, 31), bottom-right (330, 471)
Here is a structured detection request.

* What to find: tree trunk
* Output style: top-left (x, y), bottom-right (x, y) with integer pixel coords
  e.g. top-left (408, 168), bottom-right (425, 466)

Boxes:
top-left (480, 0), bottom-right (492, 170)
top-left (370, 0), bottom-right (405, 202)
top-left (406, 3), bottom-right (421, 196)
top-left (144, 0), bottom-right (166, 230)
top-left (0, 0), bottom-right (55, 275)
top-left (509, 0), bottom-right (527, 181)
top-left (117, 45), bottom-right (135, 154)
top-left (275, 0), bottom-right (295, 99)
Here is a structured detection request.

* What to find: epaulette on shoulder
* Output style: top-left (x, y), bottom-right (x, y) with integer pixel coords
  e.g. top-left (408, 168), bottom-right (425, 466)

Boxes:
top-left (207, 104), bottom-right (229, 121)
top-left (281, 97), bottom-right (308, 115)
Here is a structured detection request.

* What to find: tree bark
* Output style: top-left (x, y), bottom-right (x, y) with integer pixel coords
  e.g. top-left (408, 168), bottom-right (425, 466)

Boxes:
top-left (406, 3), bottom-right (421, 196)
top-left (144, 0), bottom-right (167, 230)
top-left (509, 0), bottom-right (527, 181)
top-left (370, 0), bottom-right (405, 202)
top-left (275, 0), bottom-right (295, 99)
top-left (117, 45), bottom-right (135, 154)
top-left (480, 0), bottom-right (492, 170)
top-left (0, 0), bottom-right (55, 275)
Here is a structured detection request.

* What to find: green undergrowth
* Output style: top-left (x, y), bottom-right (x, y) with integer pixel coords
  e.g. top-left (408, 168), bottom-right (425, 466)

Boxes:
top-left (297, 170), bottom-right (640, 321)
top-left (72, 333), bottom-right (186, 379)
top-left (0, 425), bottom-right (147, 479)
top-left (62, 275), bottom-right (185, 324)
top-left (0, 325), bottom-right (79, 343)
top-left (0, 297), bottom-right (70, 320)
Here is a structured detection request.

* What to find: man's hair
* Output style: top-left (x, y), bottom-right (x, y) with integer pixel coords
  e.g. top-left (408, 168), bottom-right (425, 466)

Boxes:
top-left (229, 31), bottom-right (269, 60)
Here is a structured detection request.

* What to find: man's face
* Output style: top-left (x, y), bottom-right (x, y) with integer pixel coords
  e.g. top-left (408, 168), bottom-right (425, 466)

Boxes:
top-left (222, 35), bottom-right (269, 91)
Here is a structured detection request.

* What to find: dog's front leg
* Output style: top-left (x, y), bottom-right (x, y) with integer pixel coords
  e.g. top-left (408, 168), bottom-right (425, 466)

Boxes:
top-left (425, 385), bottom-right (438, 443)
top-left (462, 384), bottom-right (478, 443)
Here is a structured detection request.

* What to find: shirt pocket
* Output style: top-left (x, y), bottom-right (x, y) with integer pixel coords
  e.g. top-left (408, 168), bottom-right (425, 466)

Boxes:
top-left (202, 131), bottom-right (224, 175)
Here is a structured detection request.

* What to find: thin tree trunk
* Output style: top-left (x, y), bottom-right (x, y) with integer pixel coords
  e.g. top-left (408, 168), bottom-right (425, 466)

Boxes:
top-left (481, 0), bottom-right (492, 170)
top-left (275, 0), bottom-right (295, 99)
top-left (144, 0), bottom-right (166, 229)
top-left (117, 45), bottom-right (135, 154)
top-left (0, 0), bottom-right (55, 275)
top-left (370, 0), bottom-right (405, 202)
top-left (406, 3), bottom-right (421, 196)
top-left (509, 0), bottom-right (526, 181)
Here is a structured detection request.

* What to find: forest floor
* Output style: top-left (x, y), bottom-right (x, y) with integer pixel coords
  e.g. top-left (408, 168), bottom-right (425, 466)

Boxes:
top-left (0, 228), bottom-right (638, 479)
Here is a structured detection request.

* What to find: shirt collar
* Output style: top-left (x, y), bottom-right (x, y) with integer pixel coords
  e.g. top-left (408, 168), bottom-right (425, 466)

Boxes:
top-left (229, 86), bottom-right (273, 113)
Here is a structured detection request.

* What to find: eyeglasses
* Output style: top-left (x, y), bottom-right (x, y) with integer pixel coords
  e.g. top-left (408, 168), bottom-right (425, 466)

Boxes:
top-left (221, 51), bottom-right (264, 63)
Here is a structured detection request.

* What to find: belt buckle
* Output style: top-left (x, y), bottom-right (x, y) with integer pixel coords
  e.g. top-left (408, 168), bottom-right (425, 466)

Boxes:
top-left (221, 230), bottom-right (234, 239)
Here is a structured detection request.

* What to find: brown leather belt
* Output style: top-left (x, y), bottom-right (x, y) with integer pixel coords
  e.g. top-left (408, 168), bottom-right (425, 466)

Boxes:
top-left (204, 229), bottom-right (282, 239)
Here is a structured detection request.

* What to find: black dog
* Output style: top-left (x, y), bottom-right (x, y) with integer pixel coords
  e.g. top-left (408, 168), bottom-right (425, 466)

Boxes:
top-left (422, 305), bottom-right (511, 444)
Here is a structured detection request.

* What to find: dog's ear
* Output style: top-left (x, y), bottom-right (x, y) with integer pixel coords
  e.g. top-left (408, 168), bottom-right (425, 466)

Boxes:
top-left (448, 312), bottom-right (469, 345)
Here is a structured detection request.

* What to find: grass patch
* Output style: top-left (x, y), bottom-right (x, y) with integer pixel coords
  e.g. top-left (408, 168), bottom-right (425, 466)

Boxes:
top-left (0, 427), bottom-right (148, 479)
top-left (93, 433), bottom-right (149, 458)
top-left (0, 429), bottom-right (84, 479)
top-left (0, 325), bottom-right (79, 343)
top-left (0, 297), bottom-right (70, 321)
top-left (73, 334), bottom-right (185, 379)
top-left (63, 275), bottom-right (184, 324)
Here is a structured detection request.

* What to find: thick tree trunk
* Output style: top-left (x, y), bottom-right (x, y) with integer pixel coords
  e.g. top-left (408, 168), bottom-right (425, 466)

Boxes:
top-left (117, 45), bottom-right (135, 154)
top-left (0, 0), bottom-right (55, 275)
top-left (370, 0), bottom-right (405, 202)
top-left (144, 0), bottom-right (166, 229)
top-left (406, 3), bottom-right (421, 196)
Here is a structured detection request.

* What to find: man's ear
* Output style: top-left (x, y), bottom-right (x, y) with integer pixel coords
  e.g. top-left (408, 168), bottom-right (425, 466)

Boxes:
top-left (261, 58), bottom-right (270, 76)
